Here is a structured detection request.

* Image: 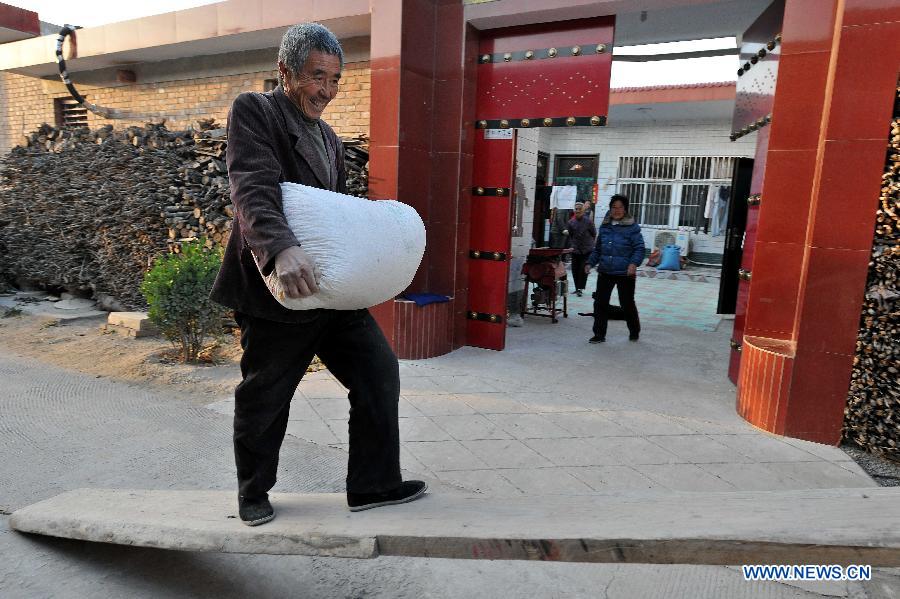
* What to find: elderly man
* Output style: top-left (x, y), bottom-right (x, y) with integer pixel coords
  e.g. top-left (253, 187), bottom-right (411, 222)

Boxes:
top-left (211, 23), bottom-right (426, 526)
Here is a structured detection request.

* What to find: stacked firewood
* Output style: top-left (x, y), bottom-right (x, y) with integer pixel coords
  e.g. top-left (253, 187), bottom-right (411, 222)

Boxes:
top-left (166, 120), bottom-right (232, 250)
top-left (344, 137), bottom-right (369, 198)
top-left (0, 121), bottom-right (369, 309)
top-left (0, 123), bottom-right (190, 307)
top-left (843, 90), bottom-right (899, 459)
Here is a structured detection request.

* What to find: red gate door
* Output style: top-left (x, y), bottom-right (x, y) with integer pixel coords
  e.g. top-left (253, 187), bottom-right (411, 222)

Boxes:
top-left (727, 1), bottom-right (783, 382)
top-left (467, 17), bottom-right (615, 350)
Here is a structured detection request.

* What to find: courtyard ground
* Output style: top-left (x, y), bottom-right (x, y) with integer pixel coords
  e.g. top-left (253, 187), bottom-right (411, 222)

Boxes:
top-left (1, 278), bottom-right (898, 597)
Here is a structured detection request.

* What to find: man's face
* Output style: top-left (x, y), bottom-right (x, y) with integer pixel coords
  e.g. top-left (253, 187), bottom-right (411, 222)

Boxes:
top-left (610, 201), bottom-right (626, 220)
top-left (574, 204), bottom-right (584, 218)
top-left (279, 50), bottom-right (342, 120)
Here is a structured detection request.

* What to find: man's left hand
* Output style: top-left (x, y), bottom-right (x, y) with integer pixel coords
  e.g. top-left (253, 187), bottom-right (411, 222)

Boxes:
top-left (274, 245), bottom-right (319, 298)
top-left (627, 264), bottom-right (637, 278)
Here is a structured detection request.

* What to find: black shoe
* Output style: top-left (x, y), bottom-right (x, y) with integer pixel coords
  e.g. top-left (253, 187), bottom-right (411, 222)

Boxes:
top-left (629, 334), bottom-right (640, 341)
top-left (589, 336), bottom-right (606, 344)
top-left (238, 495), bottom-right (275, 526)
top-left (575, 290), bottom-right (583, 297)
top-left (347, 480), bottom-right (427, 512)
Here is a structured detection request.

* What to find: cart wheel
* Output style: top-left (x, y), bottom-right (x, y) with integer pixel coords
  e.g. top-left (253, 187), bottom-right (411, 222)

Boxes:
top-left (563, 313), bottom-right (568, 318)
top-left (552, 318), bottom-right (558, 324)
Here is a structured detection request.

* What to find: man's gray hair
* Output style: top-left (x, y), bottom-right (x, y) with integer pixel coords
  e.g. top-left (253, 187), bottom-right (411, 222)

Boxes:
top-left (277, 23), bottom-right (344, 84)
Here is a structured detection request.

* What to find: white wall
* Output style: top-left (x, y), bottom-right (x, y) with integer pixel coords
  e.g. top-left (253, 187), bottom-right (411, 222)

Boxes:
top-left (542, 120), bottom-right (757, 258)
top-left (508, 127), bottom-right (542, 296)
top-left (507, 118), bottom-right (758, 303)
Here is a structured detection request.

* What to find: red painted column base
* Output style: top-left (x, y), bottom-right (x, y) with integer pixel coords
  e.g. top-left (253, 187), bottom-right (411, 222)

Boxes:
top-left (371, 298), bottom-right (455, 360)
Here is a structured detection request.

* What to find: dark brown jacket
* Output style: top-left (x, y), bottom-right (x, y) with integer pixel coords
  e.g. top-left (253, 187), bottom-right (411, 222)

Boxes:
top-left (210, 86), bottom-right (347, 322)
top-left (566, 214), bottom-right (597, 255)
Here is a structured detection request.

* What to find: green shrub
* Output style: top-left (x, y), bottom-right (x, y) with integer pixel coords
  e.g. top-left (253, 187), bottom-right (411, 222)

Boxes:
top-left (141, 241), bottom-right (227, 363)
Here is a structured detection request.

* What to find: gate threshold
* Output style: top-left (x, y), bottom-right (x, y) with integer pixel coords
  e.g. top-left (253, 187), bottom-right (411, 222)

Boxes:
top-left (9, 488), bottom-right (900, 565)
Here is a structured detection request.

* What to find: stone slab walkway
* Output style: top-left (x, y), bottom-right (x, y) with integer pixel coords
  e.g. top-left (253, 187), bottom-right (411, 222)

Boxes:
top-left (2, 346), bottom-right (896, 597)
top-left (564, 270), bottom-right (724, 331)
top-left (207, 274), bottom-right (875, 498)
top-left (12, 488), bottom-right (900, 565)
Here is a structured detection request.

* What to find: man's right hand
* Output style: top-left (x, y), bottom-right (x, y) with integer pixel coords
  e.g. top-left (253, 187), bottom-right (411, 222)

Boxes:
top-left (273, 246), bottom-right (319, 298)
top-left (584, 264), bottom-right (593, 274)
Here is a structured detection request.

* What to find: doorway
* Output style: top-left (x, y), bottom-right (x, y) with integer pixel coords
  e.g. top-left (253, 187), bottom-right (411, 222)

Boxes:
top-left (550, 154), bottom-right (599, 248)
top-left (717, 158), bottom-right (753, 314)
top-left (531, 151), bottom-right (551, 247)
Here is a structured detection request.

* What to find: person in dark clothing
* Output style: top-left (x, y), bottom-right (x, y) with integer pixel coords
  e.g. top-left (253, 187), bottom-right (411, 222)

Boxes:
top-left (210, 23), bottom-right (425, 526)
top-left (585, 195), bottom-right (645, 343)
top-left (582, 199), bottom-right (595, 223)
top-left (549, 206), bottom-right (573, 249)
top-left (566, 202), bottom-right (596, 296)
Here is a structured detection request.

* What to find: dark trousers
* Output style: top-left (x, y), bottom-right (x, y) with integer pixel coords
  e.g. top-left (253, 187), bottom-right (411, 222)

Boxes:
top-left (233, 309), bottom-right (401, 499)
top-left (593, 273), bottom-right (641, 339)
top-left (571, 253), bottom-right (590, 291)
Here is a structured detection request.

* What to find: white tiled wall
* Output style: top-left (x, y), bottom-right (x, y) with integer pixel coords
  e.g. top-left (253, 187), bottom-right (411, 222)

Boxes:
top-left (508, 119), bottom-right (757, 302)
top-left (509, 127), bottom-right (543, 295)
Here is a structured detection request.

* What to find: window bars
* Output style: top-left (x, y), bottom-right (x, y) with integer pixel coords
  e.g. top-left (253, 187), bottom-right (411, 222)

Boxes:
top-left (54, 97), bottom-right (88, 128)
top-left (616, 156), bottom-right (736, 231)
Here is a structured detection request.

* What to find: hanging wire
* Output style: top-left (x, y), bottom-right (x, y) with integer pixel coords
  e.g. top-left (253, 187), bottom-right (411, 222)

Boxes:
top-left (55, 24), bottom-right (179, 122)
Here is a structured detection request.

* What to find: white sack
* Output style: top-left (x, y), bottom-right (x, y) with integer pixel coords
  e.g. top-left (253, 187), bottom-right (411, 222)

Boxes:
top-left (256, 182), bottom-right (426, 310)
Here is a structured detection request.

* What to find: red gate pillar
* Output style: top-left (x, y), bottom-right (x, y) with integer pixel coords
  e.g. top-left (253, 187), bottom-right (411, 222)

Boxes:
top-left (367, 0), bottom-right (470, 358)
top-left (737, 0), bottom-right (900, 443)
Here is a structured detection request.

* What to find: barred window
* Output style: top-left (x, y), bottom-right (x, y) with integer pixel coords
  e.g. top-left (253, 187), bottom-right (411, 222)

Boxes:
top-left (616, 156), bottom-right (736, 231)
top-left (54, 97), bottom-right (88, 128)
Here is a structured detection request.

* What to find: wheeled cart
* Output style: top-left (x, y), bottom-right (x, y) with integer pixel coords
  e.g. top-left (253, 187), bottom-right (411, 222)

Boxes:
top-left (520, 248), bottom-right (572, 323)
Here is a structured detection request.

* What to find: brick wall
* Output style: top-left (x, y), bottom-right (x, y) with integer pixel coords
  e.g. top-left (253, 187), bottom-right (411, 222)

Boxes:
top-left (0, 71), bottom-right (54, 153)
top-left (0, 61), bottom-right (370, 155)
top-left (325, 63), bottom-right (370, 136)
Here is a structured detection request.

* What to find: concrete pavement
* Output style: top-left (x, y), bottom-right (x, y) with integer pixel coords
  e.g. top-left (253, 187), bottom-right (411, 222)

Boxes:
top-left (7, 351), bottom-right (899, 597)
top-left (206, 274), bottom-right (874, 498)
top-left (7, 517), bottom-right (898, 599)
top-left (11, 488), bottom-right (900, 564)
top-left (2, 270), bottom-right (897, 597)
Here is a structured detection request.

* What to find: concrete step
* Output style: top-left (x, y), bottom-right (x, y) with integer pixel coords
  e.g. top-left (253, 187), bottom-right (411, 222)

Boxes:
top-left (9, 488), bottom-right (900, 565)
top-left (102, 311), bottom-right (158, 337)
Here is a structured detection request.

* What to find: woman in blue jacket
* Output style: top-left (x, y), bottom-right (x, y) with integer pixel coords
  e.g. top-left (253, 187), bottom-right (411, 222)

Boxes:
top-left (585, 194), bottom-right (645, 343)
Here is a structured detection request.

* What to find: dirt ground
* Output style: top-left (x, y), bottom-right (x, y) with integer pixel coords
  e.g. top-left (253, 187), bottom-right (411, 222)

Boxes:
top-left (0, 312), bottom-right (243, 405)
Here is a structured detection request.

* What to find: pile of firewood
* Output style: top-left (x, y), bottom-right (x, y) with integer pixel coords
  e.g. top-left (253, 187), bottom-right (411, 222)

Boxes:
top-left (843, 90), bottom-right (899, 459)
top-left (167, 120), bottom-right (232, 250)
top-left (344, 137), bottom-right (369, 198)
top-left (0, 123), bottom-right (190, 308)
top-left (0, 121), bottom-right (369, 309)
